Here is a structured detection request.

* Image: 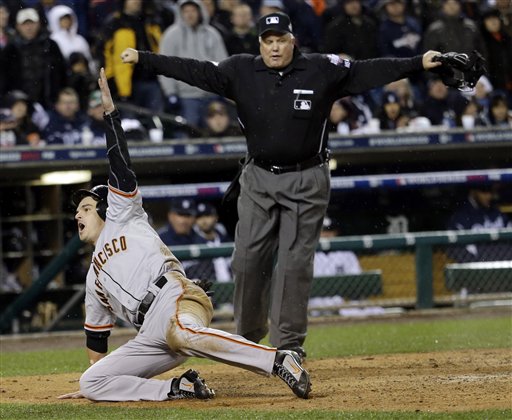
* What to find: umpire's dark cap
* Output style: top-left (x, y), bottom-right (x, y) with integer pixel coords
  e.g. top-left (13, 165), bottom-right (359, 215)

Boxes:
top-left (169, 198), bottom-right (197, 216)
top-left (258, 12), bottom-right (293, 37)
top-left (197, 202), bottom-right (217, 217)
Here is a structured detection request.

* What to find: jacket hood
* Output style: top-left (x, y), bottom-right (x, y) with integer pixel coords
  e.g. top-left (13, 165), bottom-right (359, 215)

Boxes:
top-left (48, 5), bottom-right (78, 35)
top-left (176, 0), bottom-right (209, 26)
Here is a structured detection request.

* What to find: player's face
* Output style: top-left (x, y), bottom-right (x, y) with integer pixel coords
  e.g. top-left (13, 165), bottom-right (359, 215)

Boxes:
top-left (260, 33), bottom-right (295, 69)
top-left (75, 197), bottom-right (105, 244)
top-left (169, 212), bottom-right (195, 235)
top-left (196, 215), bottom-right (217, 234)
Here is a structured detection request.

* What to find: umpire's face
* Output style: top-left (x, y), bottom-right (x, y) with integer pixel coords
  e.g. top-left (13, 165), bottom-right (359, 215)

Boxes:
top-left (260, 32), bottom-right (295, 69)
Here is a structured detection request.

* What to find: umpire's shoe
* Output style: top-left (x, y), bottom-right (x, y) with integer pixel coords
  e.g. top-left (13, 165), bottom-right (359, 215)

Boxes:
top-left (168, 369), bottom-right (215, 400)
top-left (273, 350), bottom-right (312, 399)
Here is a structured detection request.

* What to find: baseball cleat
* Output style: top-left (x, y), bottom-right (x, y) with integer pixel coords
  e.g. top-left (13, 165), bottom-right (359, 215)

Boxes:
top-left (168, 369), bottom-right (215, 400)
top-left (278, 346), bottom-right (307, 363)
top-left (272, 350), bottom-right (312, 399)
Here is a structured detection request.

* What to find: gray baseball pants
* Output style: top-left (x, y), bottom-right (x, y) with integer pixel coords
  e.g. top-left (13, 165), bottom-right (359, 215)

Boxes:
top-left (232, 161), bottom-right (330, 349)
top-left (79, 272), bottom-right (276, 401)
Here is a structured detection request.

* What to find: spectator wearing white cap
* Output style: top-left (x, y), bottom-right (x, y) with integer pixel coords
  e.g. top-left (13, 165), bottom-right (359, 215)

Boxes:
top-left (1, 8), bottom-right (66, 108)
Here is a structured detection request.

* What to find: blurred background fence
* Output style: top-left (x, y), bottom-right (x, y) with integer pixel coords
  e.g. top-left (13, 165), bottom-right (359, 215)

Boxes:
top-left (1, 229), bottom-right (510, 334)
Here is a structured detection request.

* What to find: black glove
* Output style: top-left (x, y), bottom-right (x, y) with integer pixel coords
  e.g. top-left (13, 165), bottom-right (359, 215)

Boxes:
top-left (193, 279), bottom-right (214, 297)
top-left (431, 50), bottom-right (487, 91)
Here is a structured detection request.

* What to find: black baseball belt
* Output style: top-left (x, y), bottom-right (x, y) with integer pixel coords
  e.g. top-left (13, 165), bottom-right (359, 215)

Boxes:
top-left (253, 149), bottom-right (330, 175)
top-left (135, 276), bottom-right (168, 327)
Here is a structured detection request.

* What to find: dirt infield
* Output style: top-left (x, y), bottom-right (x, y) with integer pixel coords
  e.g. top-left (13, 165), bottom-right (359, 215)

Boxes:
top-left (2, 348), bottom-right (511, 412)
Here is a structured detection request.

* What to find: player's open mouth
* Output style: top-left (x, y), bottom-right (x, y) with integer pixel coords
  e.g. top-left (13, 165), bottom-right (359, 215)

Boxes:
top-left (78, 223), bottom-right (85, 232)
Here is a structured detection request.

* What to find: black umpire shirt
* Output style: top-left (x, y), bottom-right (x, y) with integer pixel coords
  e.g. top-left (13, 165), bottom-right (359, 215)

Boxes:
top-left (139, 50), bottom-right (423, 166)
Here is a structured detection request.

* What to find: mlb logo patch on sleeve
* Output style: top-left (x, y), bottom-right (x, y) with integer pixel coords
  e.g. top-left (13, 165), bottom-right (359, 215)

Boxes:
top-left (327, 54), bottom-right (351, 68)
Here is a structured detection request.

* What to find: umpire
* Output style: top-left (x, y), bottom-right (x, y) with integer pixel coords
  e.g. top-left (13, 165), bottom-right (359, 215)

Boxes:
top-left (121, 12), bottom-right (442, 360)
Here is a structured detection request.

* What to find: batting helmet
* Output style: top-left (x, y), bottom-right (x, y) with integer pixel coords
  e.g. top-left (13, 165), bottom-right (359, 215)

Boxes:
top-left (72, 185), bottom-right (108, 221)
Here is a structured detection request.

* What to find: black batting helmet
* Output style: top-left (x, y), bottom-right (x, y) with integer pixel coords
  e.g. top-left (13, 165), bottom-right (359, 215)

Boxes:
top-left (72, 185), bottom-right (108, 221)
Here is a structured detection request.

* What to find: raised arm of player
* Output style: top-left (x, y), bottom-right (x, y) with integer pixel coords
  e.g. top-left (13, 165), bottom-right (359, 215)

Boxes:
top-left (98, 68), bottom-right (137, 193)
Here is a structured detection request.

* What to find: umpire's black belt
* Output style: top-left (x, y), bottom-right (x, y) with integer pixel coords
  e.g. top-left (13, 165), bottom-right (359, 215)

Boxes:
top-left (253, 149), bottom-right (330, 175)
top-left (136, 276), bottom-right (168, 327)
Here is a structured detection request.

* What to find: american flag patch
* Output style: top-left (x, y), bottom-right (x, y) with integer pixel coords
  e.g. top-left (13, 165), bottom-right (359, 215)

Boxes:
top-left (327, 54), bottom-right (351, 68)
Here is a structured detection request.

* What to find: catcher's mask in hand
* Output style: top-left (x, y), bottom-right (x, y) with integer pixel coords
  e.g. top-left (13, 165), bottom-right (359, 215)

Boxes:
top-left (431, 50), bottom-right (488, 92)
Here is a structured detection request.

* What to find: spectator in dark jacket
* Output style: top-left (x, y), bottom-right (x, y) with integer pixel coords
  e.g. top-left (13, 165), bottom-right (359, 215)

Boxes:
top-left (446, 184), bottom-right (512, 263)
top-left (43, 87), bottom-right (87, 145)
top-left (378, 0), bottom-right (422, 58)
top-left (420, 77), bottom-right (467, 127)
top-left (158, 198), bottom-right (204, 247)
top-left (0, 1), bottom-right (16, 95)
top-left (66, 52), bottom-right (98, 112)
top-left (321, 0), bottom-right (378, 59)
top-left (224, 3), bottom-right (259, 55)
top-left (2, 8), bottom-right (67, 108)
top-left (480, 7), bottom-right (512, 97)
top-left (6, 89), bottom-right (42, 146)
top-left (423, 0), bottom-right (487, 58)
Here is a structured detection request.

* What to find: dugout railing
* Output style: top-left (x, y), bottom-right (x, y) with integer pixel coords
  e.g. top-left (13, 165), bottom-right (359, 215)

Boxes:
top-left (1, 228), bottom-right (511, 333)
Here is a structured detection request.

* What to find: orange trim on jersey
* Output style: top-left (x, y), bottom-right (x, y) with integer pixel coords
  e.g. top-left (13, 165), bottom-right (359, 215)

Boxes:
top-left (108, 183), bottom-right (138, 198)
top-left (174, 283), bottom-right (276, 353)
top-left (84, 323), bottom-right (114, 330)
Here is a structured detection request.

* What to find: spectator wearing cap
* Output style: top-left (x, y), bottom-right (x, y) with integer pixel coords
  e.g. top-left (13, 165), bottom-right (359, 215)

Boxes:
top-left (158, 197), bottom-right (206, 278)
top-left (158, 0), bottom-right (228, 129)
top-left (188, 201), bottom-right (233, 282)
top-left (446, 184), bottom-right (512, 263)
top-left (378, 91), bottom-right (409, 130)
top-left (378, 0), bottom-right (422, 58)
top-left (158, 198), bottom-right (204, 247)
top-left (321, 0), bottom-right (378, 59)
top-left (201, 100), bottom-right (242, 138)
top-left (314, 215), bottom-right (362, 277)
top-left (2, 8), bottom-right (66, 108)
top-left (480, 7), bottom-right (512, 96)
top-left (383, 78), bottom-right (420, 117)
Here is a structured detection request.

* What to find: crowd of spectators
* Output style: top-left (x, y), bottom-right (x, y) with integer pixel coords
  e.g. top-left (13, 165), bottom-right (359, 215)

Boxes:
top-left (1, 0), bottom-right (511, 148)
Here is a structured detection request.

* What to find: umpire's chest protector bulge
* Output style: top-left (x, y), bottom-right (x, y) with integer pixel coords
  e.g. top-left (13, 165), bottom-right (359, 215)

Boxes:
top-left (229, 53), bottom-right (350, 164)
